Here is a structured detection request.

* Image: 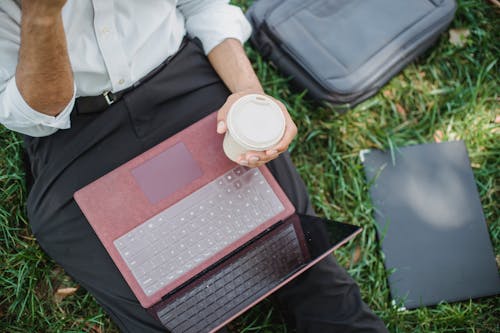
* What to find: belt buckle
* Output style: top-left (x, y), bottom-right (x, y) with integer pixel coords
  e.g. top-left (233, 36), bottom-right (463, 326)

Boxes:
top-left (103, 91), bottom-right (115, 105)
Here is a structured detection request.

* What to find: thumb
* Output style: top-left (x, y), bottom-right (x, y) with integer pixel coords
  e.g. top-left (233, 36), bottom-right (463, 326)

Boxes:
top-left (216, 94), bottom-right (239, 134)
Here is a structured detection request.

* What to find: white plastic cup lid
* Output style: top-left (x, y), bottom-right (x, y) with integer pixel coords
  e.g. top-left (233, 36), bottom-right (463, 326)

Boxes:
top-left (226, 94), bottom-right (285, 150)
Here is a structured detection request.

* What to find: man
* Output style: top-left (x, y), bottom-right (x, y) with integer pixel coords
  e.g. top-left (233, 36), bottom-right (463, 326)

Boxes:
top-left (0, 1), bottom-right (389, 332)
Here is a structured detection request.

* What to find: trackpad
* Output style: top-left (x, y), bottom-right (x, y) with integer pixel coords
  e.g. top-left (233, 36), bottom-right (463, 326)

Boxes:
top-left (131, 142), bottom-right (202, 204)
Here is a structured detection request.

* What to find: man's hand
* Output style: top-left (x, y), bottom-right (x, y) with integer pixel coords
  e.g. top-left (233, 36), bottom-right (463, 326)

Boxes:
top-left (216, 90), bottom-right (298, 168)
top-left (207, 39), bottom-right (298, 167)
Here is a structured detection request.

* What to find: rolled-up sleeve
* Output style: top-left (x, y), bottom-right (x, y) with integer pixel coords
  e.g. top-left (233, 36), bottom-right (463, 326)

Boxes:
top-left (0, 76), bottom-right (76, 137)
top-left (177, 0), bottom-right (252, 55)
top-left (0, 4), bottom-right (75, 137)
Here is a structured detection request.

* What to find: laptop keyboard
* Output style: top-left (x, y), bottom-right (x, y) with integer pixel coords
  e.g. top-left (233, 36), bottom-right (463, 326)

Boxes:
top-left (155, 222), bottom-right (306, 333)
top-left (114, 166), bottom-right (285, 296)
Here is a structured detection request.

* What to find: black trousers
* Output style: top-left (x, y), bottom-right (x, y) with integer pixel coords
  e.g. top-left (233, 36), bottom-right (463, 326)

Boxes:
top-left (24, 39), bottom-right (388, 333)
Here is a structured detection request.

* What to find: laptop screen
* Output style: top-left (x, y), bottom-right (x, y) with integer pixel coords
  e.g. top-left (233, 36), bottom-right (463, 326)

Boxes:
top-left (151, 214), bottom-right (360, 333)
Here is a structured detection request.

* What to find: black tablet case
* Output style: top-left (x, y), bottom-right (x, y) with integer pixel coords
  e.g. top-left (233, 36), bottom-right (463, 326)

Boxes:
top-left (247, 0), bottom-right (457, 110)
top-left (361, 141), bottom-right (499, 309)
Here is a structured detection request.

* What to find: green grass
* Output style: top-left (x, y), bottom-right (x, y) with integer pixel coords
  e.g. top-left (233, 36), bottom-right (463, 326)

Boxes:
top-left (1, 0), bottom-right (499, 332)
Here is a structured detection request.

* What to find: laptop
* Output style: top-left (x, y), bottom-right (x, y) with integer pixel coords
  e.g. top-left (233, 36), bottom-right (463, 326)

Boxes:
top-left (361, 141), bottom-right (500, 310)
top-left (74, 111), bottom-right (361, 332)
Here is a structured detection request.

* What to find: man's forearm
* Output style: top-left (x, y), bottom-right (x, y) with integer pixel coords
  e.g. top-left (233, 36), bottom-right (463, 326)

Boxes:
top-left (207, 38), bottom-right (263, 94)
top-left (209, 38), bottom-right (298, 168)
top-left (16, 2), bottom-right (73, 116)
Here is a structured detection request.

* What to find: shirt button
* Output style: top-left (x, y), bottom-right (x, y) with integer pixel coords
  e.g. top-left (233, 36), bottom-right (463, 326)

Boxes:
top-left (101, 27), bottom-right (111, 34)
top-left (118, 79), bottom-right (125, 85)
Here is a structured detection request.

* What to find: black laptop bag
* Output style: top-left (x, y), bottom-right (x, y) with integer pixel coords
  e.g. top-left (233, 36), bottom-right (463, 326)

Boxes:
top-left (247, 0), bottom-right (457, 110)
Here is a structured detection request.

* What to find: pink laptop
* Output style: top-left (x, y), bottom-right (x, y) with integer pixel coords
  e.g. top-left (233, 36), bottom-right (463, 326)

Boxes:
top-left (74, 111), bottom-right (294, 307)
top-left (74, 111), bottom-right (361, 332)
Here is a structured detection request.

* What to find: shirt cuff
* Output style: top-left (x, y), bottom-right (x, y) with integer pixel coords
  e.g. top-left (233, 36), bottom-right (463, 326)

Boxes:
top-left (5, 77), bottom-right (75, 130)
top-left (185, 4), bottom-right (252, 55)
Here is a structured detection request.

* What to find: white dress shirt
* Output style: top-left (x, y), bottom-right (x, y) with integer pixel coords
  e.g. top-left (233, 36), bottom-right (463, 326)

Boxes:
top-left (0, 0), bottom-right (252, 137)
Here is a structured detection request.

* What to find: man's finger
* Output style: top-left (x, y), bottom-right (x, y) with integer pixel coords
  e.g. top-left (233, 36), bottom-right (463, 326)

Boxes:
top-left (238, 150), bottom-right (274, 167)
top-left (216, 120), bottom-right (226, 134)
top-left (216, 101), bottom-right (230, 134)
top-left (216, 93), bottom-right (243, 134)
top-left (267, 121), bottom-right (297, 154)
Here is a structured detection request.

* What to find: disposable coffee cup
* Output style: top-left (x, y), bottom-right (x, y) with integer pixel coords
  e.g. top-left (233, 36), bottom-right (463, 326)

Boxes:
top-left (223, 94), bottom-right (285, 162)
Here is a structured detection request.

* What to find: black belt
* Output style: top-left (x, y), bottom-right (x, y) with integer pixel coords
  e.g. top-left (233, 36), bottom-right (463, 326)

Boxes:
top-left (75, 37), bottom-right (189, 115)
top-left (75, 88), bottom-right (130, 115)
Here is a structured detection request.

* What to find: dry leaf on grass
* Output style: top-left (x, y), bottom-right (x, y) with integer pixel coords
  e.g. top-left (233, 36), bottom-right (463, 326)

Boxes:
top-left (449, 28), bottom-right (471, 47)
top-left (85, 323), bottom-right (104, 333)
top-left (54, 286), bottom-right (79, 303)
top-left (395, 103), bottom-right (408, 120)
top-left (352, 246), bottom-right (362, 265)
top-left (383, 89), bottom-right (394, 99)
top-left (434, 130), bottom-right (444, 143)
top-left (488, 0), bottom-right (500, 8)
